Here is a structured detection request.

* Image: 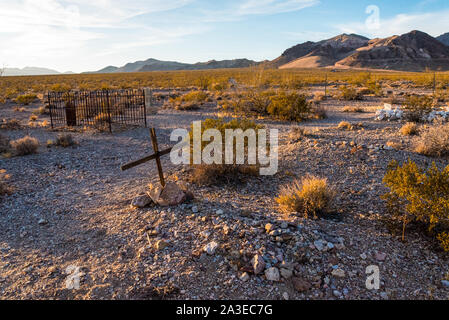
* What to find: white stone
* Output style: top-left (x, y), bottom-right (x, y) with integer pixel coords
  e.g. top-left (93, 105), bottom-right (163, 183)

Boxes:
top-left (204, 241), bottom-right (219, 255)
top-left (265, 267), bottom-right (280, 282)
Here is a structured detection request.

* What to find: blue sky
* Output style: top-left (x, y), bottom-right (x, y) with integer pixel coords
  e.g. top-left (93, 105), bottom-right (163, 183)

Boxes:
top-left (1, 0), bottom-right (449, 72)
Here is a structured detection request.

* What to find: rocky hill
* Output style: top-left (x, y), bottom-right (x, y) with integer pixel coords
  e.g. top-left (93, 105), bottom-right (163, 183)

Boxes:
top-left (336, 31), bottom-right (449, 71)
top-left (437, 32), bottom-right (449, 46)
top-left (277, 30), bottom-right (449, 71)
top-left (91, 58), bottom-right (259, 74)
top-left (270, 34), bottom-right (369, 68)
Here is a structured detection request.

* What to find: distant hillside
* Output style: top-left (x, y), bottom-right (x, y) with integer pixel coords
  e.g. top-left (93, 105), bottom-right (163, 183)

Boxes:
top-left (276, 30), bottom-right (449, 72)
top-left (90, 58), bottom-right (260, 74)
top-left (2, 67), bottom-right (66, 76)
top-left (337, 30), bottom-right (449, 71)
top-left (269, 34), bottom-right (369, 68)
top-left (437, 32), bottom-right (449, 46)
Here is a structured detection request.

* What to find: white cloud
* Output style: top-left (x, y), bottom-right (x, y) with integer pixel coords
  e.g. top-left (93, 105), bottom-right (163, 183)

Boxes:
top-left (0, 0), bottom-right (198, 71)
top-left (336, 9), bottom-right (449, 39)
top-left (238, 0), bottom-right (319, 15)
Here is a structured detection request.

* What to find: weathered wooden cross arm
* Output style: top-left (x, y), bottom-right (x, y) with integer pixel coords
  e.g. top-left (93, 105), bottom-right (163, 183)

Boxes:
top-left (121, 128), bottom-right (189, 187)
top-left (120, 148), bottom-right (172, 171)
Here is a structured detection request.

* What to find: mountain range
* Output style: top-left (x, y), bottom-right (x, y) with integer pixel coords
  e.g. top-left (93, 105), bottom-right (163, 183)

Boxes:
top-left (3, 30), bottom-right (449, 75)
top-left (1, 67), bottom-right (74, 76)
top-left (272, 30), bottom-right (449, 72)
top-left (86, 58), bottom-right (260, 74)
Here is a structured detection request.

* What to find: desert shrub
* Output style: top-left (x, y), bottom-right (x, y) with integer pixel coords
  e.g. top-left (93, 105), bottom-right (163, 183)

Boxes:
top-left (33, 106), bottom-right (49, 115)
top-left (0, 134), bottom-right (10, 154)
top-left (342, 106), bottom-right (364, 113)
top-left (221, 90), bottom-right (273, 116)
top-left (55, 134), bottom-right (76, 148)
top-left (365, 80), bottom-right (383, 97)
top-left (50, 83), bottom-right (71, 92)
top-left (267, 91), bottom-right (311, 122)
top-left (382, 160), bottom-right (449, 251)
top-left (288, 127), bottom-right (312, 142)
top-left (0, 169), bottom-right (13, 197)
top-left (15, 93), bottom-right (37, 105)
top-left (169, 90), bottom-right (210, 110)
top-left (400, 122), bottom-right (419, 136)
top-left (0, 119), bottom-right (21, 130)
top-left (403, 95), bottom-right (434, 122)
top-left (188, 118), bottom-right (263, 186)
top-left (10, 136), bottom-right (39, 156)
top-left (337, 121), bottom-right (354, 131)
top-left (311, 104), bottom-right (327, 119)
top-left (414, 124), bottom-right (449, 157)
top-left (338, 86), bottom-right (364, 101)
top-left (276, 176), bottom-right (335, 218)
top-left (383, 95), bottom-right (404, 105)
top-left (180, 90), bottom-right (210, 103)
top-left (313, 92), bottom-right (326, 102)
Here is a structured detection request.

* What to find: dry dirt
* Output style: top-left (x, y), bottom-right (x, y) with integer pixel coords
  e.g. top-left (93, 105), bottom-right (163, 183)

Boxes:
top-left (1, 91), bottom-right (449, 300)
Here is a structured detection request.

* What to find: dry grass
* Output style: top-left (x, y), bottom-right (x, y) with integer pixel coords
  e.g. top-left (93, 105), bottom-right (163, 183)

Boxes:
top-left (400, 122), bottom-right (419, 136)
top-left (276, 176), bottom-right (335, 218)
top-left (10, 136), bottom-right (39, 156)
top-left (337, 121), bottom-right (354, 131)
top-left (386, 141), bottom-right (402, 150)
top-left (0, 119), bottom-right (22, 130)
top-left (288, 127), bottom-right (311, 142)
top-left (190, 164), bottom-right (259, 186)
top-left (55, 134), bottom-right (76, 148)
top-left (414, 124), bottom-right (449, 157)
top-left (0, 169), bottom-right (13, 197)
top-left (342, 106), bottom-right (364, 113)
top-left (0, 134), bottom-right (10, 154)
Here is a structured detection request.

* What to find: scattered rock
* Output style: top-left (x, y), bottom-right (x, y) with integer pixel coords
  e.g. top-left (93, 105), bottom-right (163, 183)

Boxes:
top-left (441, 280), bottom-right (449, 288)
top-left (314, 240), bottom-right (326, 251)
top-left (155, 240), bottom-right (169, 251)
top-left (375, 251), bottom-right (387, 262)
top-left (265, 267), bottom-right (280, 282)
top-left (292, 277), bottom-right (311, 292)
top-left (240, 272), bottom-right (250, 282)
top-left (360, 253), bottom-right (367, 260)
top-left (131, 194), bottom-right (152, 208)
top-left (204, 241), bottom-right (219, 255)
top-left (148, 182), bottom-right (187, 207)
top-left (333, 290), bottom-right (342, 297)
top-left (265, 224), bottom-right (274, 234)
top-left (280, 268), bottom-right (293, 279)
top-left (192, 206), bottom-right (199, 214)
top-left (38, 219), bottom-right (48, 226)
top-left (252, 254), bottom-right (266, 275)
top-left (331, 269), bottom-right (346, 279)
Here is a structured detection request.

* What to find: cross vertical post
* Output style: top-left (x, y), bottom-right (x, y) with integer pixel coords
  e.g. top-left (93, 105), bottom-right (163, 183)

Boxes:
top-left (150, 128), bottom-right (166, 187)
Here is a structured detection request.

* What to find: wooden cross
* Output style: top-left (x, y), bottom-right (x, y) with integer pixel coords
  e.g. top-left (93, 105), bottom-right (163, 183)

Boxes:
top-left (121, 128), bottom-right (172, 187)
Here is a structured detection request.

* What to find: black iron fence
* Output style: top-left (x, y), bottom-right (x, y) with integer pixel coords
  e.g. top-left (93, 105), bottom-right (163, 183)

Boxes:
top-left (47, 89), bottom-right (148, 132)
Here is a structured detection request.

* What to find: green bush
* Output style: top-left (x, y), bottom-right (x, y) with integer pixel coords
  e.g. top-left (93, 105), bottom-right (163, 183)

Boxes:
top-left (276, 176), bottom-right (335, 218)
top-left (403, 95), bottom-right (434, 122)
top-left (267, 91), bottom-right (311, 122)
top-left (15, 94), bottom-right (37, 105)
top-left (188, 118), bottom-right (263, 186)
top-left (382, 160), bottom-right (449, 251)
top-left (338, 86), bottom-right (364, 101)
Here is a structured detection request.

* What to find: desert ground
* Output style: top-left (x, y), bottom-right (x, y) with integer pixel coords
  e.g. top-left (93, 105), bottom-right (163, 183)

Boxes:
top-left (1, 83), bottom-right (449, 301)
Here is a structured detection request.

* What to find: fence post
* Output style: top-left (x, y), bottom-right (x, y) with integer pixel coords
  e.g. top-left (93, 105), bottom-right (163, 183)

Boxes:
top-left (105, 90), bottom-right (112, 133)
top-left (47, 92), bottom-right (54, 130)
top-left (143, 89), bottom-right (148, 128)
top-left (324, 73), bottom-right (328, 98)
